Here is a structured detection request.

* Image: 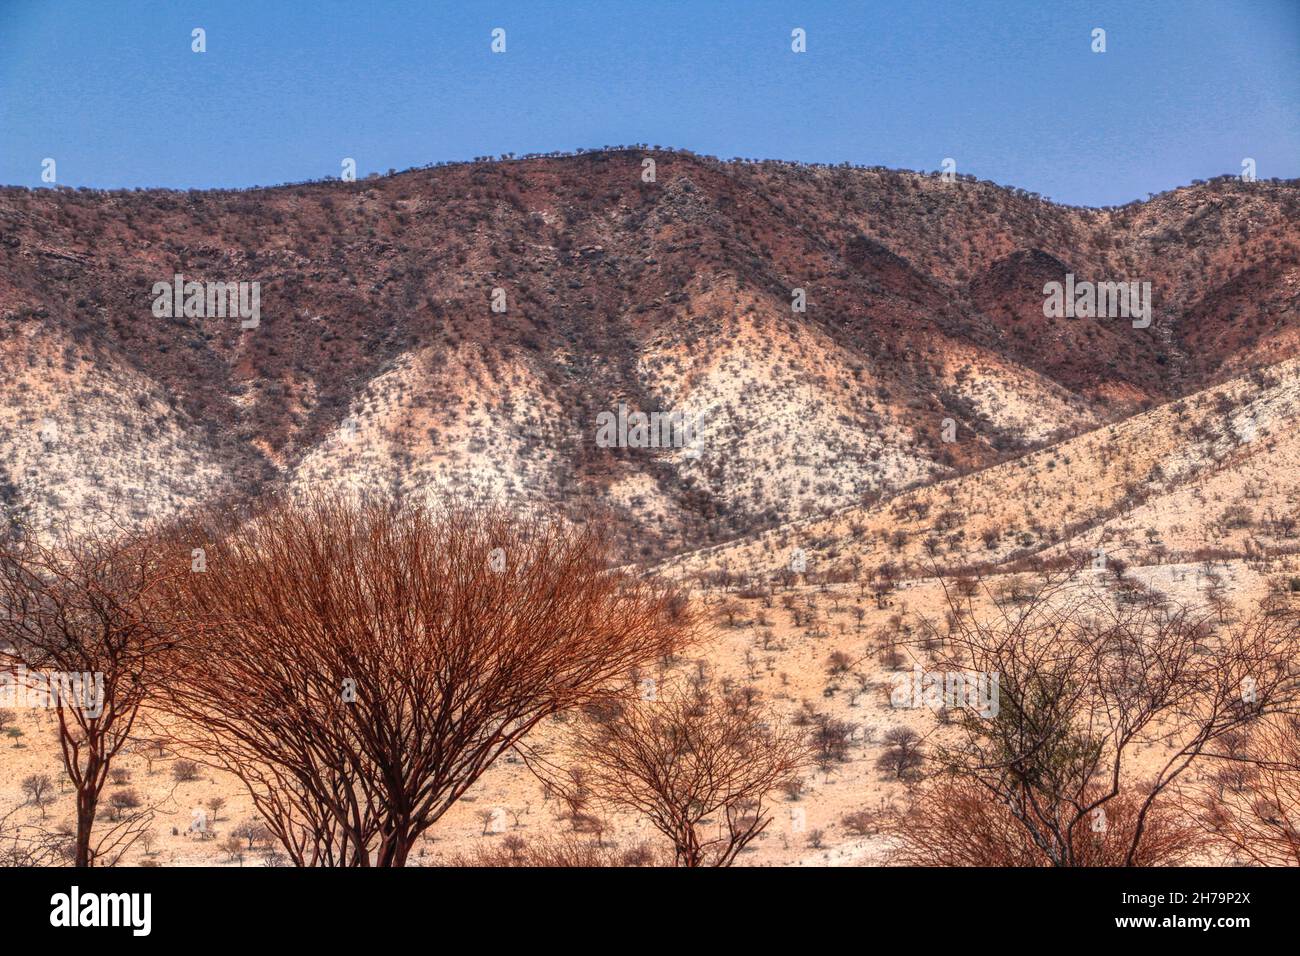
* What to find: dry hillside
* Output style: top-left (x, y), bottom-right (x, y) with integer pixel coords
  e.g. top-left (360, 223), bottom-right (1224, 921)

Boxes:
top-left (2, 150), bottom-right (1297, 560)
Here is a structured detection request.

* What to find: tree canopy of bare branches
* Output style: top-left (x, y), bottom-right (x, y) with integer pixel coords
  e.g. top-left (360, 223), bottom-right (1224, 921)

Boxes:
top-left (1197, 714), bottom-right (1300, 866)
top-left (0, 805), bottom-right (69, 867)
top-left (565, 682), bottom-right (814, 866)
top-left (910, 570), bottom-right (1300, 866)
top-left (0, 520), bottom-right (182, 866)
top-left (885, 777), bottom-right (1204, 866)
top-left (162, 496), bottom-right (699, 866)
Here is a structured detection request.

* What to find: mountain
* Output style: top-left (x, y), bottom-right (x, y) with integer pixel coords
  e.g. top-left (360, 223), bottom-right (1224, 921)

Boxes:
top-left (1, 149), bottom-right (1297, 560)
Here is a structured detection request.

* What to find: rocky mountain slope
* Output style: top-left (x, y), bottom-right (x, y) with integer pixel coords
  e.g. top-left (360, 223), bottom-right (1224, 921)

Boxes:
top-left (2, 149), bottom-right (1297, 558)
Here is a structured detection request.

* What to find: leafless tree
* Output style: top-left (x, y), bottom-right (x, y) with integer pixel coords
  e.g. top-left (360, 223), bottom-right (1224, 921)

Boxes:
top-left (885, 778), bottom-right (1204, 866)
top-left (876, 727), bottom-right (924, 780)
top-left (563, 682), bottom-right (814, 866)
top-left (1197, 714), bottom-right (1300, 865)
top-left (909, 570), bottom-right (1300, 866)
top-left (20, 774), bottom-right (55, 817)
top-left (132, 736), bottom-right (169, 775)
top-left (162, 496), bottom-right (699, 866)
top-left (222, 834), bottom-right (246, 865)
top-left (205, 796), bottom-right (226, 824)
top-left (107, 788), bottom-right (142, 821)
top-left (233, 818), bottom-right (272, 851)
top-left (0, 520), bottom-right (184, 866)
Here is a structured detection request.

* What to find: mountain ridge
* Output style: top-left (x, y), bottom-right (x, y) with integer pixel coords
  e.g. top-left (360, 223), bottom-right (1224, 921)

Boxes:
top-left (2, 149), bottom-right (1297, 559)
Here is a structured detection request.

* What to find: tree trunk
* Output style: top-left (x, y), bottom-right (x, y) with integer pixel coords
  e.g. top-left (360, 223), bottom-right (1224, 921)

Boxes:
top-left (75, 789), bottom-right (98, 866)
top-left (374, 832), bottom-right (411, 867)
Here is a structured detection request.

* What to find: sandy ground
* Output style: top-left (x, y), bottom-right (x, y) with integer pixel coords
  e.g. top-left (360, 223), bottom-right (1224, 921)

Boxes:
top-left (1, 556), bottom-right (1289, 867)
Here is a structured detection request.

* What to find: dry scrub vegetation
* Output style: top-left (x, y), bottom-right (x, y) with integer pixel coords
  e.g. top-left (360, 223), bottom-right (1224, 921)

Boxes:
top-left (1, 496), bottom-right (1298, 868)
top-left (4, 151), bottom-right (1298, 562)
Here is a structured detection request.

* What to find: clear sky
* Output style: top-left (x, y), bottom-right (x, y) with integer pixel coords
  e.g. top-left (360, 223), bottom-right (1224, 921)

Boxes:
top-left (1, 0), bottom-right (1296, 206)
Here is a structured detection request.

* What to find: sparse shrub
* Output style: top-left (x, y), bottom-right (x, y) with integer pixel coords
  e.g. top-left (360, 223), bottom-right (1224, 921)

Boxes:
top-left (452, 834), bottom-right (662, 867)
top-left (21, 774), bottom-right (55, 817)
top-left (107, 789), bottom-right (142, 821)
top-left (876, 728), bottom-right (924, 780)
top-left (841, 809), bottom-right (879, 836)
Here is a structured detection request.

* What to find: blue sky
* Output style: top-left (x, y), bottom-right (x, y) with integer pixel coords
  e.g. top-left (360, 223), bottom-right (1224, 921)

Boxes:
top-left (1, 0), bottom-right (1296, 206)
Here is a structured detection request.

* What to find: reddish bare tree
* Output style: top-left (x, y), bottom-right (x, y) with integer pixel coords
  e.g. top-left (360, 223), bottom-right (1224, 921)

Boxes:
top-left (885, 778), bottom-right (1204, 866)
top-left (0, 520), bottom-right (183, 866)
top-left (163, 496), bottom-right (699, 867)
top-left (910, 570), bottom-right (1300, 866)
top-left (563, 682), bottom-right (815, 866)
top-left (1197, 714), bottom-right (1300, 865)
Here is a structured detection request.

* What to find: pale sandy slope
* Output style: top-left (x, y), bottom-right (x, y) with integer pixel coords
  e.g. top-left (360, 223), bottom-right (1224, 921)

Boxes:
top-left (665, 357), bottom-right (1300, 582)
top-left (0, 328), bottom-right (228, 536)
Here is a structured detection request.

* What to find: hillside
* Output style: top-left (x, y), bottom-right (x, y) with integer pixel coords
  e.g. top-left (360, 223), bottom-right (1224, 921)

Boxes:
top-left (2, 149), bottom-right (1297, 557)
top-left (666, 357), bottom-right (1300, 582)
